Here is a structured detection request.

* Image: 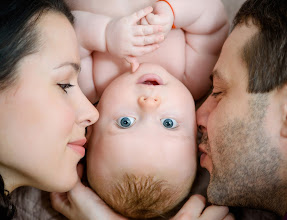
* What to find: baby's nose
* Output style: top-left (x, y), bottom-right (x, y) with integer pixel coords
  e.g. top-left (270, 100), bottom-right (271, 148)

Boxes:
top-left (138, 96), bottom-right (161, 111)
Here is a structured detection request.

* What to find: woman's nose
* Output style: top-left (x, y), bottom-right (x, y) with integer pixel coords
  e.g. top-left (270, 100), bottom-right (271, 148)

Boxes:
top-left (138, 96), bottom-right (161, 111)
top-left (77, 98), bottom-right (99, 127)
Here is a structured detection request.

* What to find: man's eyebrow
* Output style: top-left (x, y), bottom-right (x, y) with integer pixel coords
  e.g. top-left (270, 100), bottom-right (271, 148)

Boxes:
top-left (210, 69), bottom-right (225, 82)
top-left (54, 62), bottom-right (81, 74)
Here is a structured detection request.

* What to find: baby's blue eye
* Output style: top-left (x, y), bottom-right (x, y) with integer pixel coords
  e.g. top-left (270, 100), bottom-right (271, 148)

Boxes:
top-left (116, 117), bottom-right (136, 128)
top-left (161, 118), bottom-right (178, 129)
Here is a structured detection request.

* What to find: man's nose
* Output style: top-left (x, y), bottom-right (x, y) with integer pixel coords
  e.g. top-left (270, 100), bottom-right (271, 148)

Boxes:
top-left (196, 96), bottom-right (215, 133)
top-left (138, 96), bottom-right (161, 111)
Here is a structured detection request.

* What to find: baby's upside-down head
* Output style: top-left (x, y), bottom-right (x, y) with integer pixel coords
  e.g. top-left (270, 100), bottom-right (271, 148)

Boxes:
top-left (87, 63), bottom-right (198, 218)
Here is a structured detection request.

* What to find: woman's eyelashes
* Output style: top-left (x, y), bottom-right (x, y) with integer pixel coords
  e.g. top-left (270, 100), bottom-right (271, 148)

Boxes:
top-left (115, 117), bottom-right (179, 129)
top-left (57, 83), bottom-right (74, 93)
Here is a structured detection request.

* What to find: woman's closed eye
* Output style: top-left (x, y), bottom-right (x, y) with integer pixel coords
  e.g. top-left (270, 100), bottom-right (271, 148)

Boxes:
top-left (57, 83), bottom-right (74, 93)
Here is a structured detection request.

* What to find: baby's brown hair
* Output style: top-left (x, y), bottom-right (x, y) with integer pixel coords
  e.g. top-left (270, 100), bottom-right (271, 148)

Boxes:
top-left (98, 173), bottom-right (189, 219)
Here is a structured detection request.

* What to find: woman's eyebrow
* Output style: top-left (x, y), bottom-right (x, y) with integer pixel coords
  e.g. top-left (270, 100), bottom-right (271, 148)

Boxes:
top-left (54, 62), bottom-right (81, 74)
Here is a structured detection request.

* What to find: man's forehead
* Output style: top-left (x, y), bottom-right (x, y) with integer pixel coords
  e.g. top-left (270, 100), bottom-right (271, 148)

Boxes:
top-left (212, 23), bottom-right (258, 83)
top-left (230, 23), bottom-right (258, 46)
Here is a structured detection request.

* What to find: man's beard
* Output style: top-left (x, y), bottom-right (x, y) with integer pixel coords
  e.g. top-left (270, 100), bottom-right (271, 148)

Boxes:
top-left (201, 94), bottom-right (286, 216)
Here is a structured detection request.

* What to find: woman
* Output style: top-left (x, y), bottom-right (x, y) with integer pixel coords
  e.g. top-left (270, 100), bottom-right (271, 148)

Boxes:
top-left (0, 0), bottom-right (98, 218)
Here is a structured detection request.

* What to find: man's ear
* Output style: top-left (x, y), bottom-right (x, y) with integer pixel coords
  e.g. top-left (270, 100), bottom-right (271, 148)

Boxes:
top-left (280, 84), bottom-right (287, 138)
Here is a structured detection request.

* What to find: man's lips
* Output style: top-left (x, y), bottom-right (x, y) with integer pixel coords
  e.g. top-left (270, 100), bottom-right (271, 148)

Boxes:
top-left (198, 143), bottom-right (208, 155)
top-left (198, 141), bottom-right (213, 171)
top-left (67, 138), bottom-right (87, 157)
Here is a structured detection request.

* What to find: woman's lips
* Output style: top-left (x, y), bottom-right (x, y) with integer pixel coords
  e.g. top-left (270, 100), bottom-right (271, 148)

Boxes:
top-left (137, 74), bottom-right (164, 85)
top-left (68, 139), bottom-right (87, 157)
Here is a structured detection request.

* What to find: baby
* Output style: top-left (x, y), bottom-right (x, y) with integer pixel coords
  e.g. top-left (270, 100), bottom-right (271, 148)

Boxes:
top-left (65, 0), bottom-right (229, 218)
top-left (88, 63), bottom-right (198, 218)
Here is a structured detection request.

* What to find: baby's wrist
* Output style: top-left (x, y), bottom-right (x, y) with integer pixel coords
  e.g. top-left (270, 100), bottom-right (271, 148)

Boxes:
top-left (105, 18), bottom-right (115, 54)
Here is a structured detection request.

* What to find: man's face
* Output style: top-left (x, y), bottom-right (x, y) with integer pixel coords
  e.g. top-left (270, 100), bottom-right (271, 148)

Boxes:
top-left (196, 24), bottom-right (287, 215)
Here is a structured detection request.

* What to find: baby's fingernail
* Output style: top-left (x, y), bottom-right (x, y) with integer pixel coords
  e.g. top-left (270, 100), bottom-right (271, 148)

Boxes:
top-left (146, 6), bottom-right (153, 12)
top-left (159, 26), bottom-right (163, 31)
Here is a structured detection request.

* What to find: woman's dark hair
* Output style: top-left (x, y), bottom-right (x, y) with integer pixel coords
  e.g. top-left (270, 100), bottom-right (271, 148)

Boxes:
top-left (0, 0), bottom-right (73, 219)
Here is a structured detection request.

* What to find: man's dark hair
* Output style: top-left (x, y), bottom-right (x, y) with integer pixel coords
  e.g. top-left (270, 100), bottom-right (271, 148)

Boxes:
top-left (0, 0), bottom-right (73, 218)
top-left (233, 0), bottom-right (287, 93)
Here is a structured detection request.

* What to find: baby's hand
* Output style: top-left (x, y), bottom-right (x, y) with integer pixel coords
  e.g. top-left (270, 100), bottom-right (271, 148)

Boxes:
top-left (50, 164), bottom-right (127, 220)
top-left (106, 6), bottom-right (164, 59)
top-left (171, 195), bottom-right (234, 220)
top-left (141, 1), bottom-right (174, 38)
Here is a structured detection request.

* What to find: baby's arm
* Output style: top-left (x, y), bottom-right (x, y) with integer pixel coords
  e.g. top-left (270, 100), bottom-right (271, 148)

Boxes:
top-left (169, 0), bottom-right (229, 100)
top-left (73, 8), bottom-right (165, 102)
top-left (73, 7), bottom-right (164, 60)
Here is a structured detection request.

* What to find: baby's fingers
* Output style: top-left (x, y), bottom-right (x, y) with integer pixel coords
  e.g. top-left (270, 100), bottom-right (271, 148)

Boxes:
top-left (131, 44), bottom-right (159, 56)
top-left (132, 34), bottom-right (164, 46)
top-left (146, 13), bottom-right (166, 25)
top-left (129, 6), bottom-right (153, 24)
top-left (50, 192), bottom-right (71, 219)
top-left (171, 195), bottom-right (206, 219)
top-left (223, 213), bottom-right (235, 220)
top-left (133, 24), bottom-right (163, 36)
top-left (200, 205), bottom-right (229, 220)
top-left (140, 17), bottom-right (149, 25)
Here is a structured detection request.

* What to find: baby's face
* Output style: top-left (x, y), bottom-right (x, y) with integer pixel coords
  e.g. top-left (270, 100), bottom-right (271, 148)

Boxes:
top-left (87, 63), bottom-right (197, 217)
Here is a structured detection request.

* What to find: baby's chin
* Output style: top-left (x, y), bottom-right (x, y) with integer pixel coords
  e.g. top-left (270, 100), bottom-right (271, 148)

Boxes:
top-left (88, 170), bottom-right (194, 219)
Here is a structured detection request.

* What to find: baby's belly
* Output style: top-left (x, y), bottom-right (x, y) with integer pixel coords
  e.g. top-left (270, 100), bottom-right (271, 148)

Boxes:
top-left (67, 0), bottom-right (156, 17)
top-left (93, 29), bottom-right (186, 96)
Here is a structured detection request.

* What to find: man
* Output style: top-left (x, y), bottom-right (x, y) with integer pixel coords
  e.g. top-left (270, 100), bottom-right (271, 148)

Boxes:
top-left (197, 0), bottom-right (287, 217)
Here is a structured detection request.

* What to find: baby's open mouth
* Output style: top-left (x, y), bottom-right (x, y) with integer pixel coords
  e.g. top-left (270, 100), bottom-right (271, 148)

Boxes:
top-left (143, 80), bottom-right (159, 85)
top-left (137, 74), bottom-right (164, 85)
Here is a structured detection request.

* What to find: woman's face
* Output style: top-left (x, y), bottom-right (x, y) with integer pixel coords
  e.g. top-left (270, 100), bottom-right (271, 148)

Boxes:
top-left (0, 12), bottom-right (98, 192)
